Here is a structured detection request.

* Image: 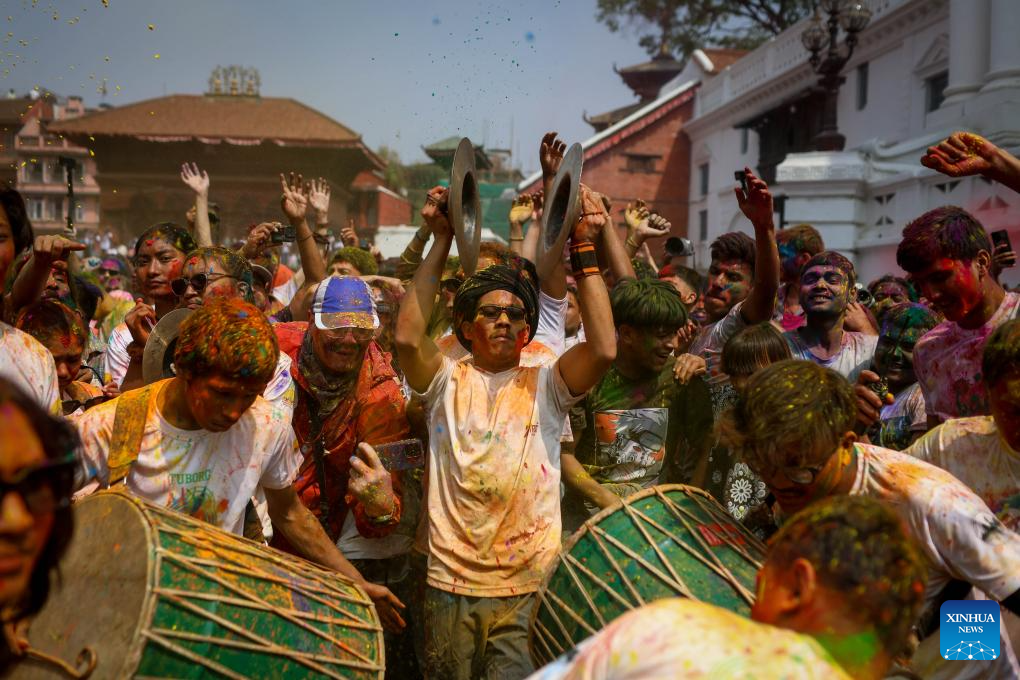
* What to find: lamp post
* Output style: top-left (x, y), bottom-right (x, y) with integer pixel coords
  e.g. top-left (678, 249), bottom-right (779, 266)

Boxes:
top-left (801, 1), bottom-right (872, 151)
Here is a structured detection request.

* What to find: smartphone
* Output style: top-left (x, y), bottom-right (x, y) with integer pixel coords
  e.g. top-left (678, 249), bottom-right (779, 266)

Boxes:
top-left (371, 439), bottom-right (425, 471)
top-left (359, 238), bottom-right (371, 251)
top-left (271, 225), bottom-right (297, 244)
top-left (734, 170), bottom-right (748, 196)
top-left (991, 229), bottom-right (1015, 268)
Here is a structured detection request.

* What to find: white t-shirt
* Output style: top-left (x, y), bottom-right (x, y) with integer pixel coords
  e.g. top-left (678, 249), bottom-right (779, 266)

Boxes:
top-left (784, 329), bottom-right (878, 383)
top-left (420, 356), bottom-right (582, 597)
top-left (527, 598), bottom-right (851, 680)
top-left (850, 444), bottom-right (1020, 680)
top-left (690, 301), bottom-right (748, 387)
top-left (906, 417), bottom-right (1020, 533)
top-left (104, 322), bottom-right (132, 387)
top-left (0, 322), bottom-right (61, 416)
top-left (74, 383), bottom-right (302, 535)
top-left (536, 290), bottom-right (567, 357)
top-left (914, 291), bottom-right (1020, 423)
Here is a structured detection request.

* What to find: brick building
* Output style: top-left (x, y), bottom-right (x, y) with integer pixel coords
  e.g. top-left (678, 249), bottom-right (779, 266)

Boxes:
top-left (49, 72), bottom-right (388, 245)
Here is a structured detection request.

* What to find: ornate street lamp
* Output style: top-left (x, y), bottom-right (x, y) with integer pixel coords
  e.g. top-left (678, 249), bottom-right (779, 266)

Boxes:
top-left (801, 1), bottom-right (872, 151)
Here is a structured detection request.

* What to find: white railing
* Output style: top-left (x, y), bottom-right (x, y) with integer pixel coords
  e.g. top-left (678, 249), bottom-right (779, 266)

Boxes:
top-left (696, 0), bottom-right (910, 119)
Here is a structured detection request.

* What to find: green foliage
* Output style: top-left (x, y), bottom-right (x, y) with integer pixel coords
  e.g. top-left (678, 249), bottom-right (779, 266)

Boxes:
top-left (596, 0), bottom-right (813, 62)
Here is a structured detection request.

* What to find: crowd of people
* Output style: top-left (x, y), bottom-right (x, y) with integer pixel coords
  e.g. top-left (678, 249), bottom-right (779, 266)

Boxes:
top-left (0, 129), bottom-right (1018, 679)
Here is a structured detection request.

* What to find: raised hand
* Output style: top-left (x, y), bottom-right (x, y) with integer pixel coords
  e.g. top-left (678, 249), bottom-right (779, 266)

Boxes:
top-left (854, 370), bottom-right (893, 429)
top-left (308, 177), bottom-right (331, 215)
top-left (571, 184), bottom-right (608, 244)
top-left (624, 199), bottom-right (649, 230)
top-left (180, 162), bottom-right (209, 197)
top-left (31, 235), bottom-right (86, 267)
top-left (509, 194), bottom-right (534, 225)
top-left (340, 218), bottom-right (359, 248)
top-left (993, 240), bottom-right (1017, 271)
top-left (921, 132), bottom-right (999, 178)
top-left (421, 186), bottom-right (453, 239)
top-left (347, 443), bottom-right (396, 519)
top-left (540, 132), bottom-right (566, 181)
top-left (734, 167), bottom-right (774, 228)
top-left (125, 298), bottom-right (157, 346)
top-left (242, 222), bottom-right (282, 259)
top-left (280, 172), bottom-right (309, 223)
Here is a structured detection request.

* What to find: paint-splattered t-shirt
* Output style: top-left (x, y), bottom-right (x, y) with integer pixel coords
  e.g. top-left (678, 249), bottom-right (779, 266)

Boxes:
top-left (783, 329), bottom-right (878, 384)
top-left (867, 382), bottom-right (927, 451)
top-left (569, 358), bottom-right (713, 489)
top-left (420, 356), bottom-right (582, 597)
top-left (74, 382), bottom-right (302, 535)
top-left (914, 292), bottom-right (1020, 423)
top-left (690, 300), bottom-right (748, 389)
top-left (906, 417), bottom-right (1020, 533)
top-left (0, 321), bottom-right (60, 416)
top-left (526, 598), bottom-right (851, 680)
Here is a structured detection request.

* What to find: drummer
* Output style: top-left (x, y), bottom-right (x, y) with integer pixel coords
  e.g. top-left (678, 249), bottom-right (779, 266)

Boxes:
top-left (718, 359), bottom-right (1020, 677)
top-left (72, 299), bottom-right (406, 632)
top-left (395, 183), bottom-right (616, 678)
top-left (528, 495), bottom-right (927, 680)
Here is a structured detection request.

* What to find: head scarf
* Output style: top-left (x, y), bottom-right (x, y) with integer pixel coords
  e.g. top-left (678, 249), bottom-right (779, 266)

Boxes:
top-left (452, 257), bottom-right (539, 352)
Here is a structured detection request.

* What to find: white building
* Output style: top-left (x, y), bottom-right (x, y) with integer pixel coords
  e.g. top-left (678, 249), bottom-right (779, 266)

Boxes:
top-left (684, 0), bottom-right (1020, 287)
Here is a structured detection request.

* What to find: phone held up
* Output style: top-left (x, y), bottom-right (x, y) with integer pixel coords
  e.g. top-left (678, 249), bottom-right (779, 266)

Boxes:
top-left (991, 229), bottom-right (1016, 268)
top-left (271, 224), bottom-right (297, 244)
top-left (371, 439), bottom-right (425, 472)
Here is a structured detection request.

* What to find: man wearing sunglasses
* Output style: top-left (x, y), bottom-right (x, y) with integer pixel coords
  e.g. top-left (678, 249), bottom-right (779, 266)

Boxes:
top-left (396, 184), bottom-right (616, 678)
top-left (719, 358), bottom-right (1020, 679)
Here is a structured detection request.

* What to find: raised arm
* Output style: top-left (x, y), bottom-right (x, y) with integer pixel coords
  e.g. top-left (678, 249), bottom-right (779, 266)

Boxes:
top-left (734, 167), bottom-right (779, 324)
top-left (7, 235), bottom-right (85, 316)
top-left (597, 199), bottom-right (636, 283)
top-left (557, 186), bottom-right (616, 396)
top-left (181, 163), bottom-right (212, 247)
top-left (308, 177), bottom-right (331, 231)
top-left (395, 186), bottom-right (451, 394)
top-left (508, 194), bottom-right (533, 257)
top-left (922, 132), bottom-right (1020, 195)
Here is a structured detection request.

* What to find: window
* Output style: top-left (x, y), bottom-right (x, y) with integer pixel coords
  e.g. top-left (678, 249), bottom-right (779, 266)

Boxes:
top-left (856, 63), bottom-right (869, 110)
top-left (19, 136), bottom-right (39, 147)
top-left (26, 198), bottom-right (43, 220)
top-left (740, 128), bottom-right (749, 155)
top-left (698, 163), bottom-right (709, 196)
top-left (75, 202), bottom-right (84, 222)
top-left (49, 197), bottom-right (63, 220)
top-left (926, 71), bottom-right (948, 112)
top-left (698, 209), bottom-right (708, 241)
top-left (625, 154), bottom-right (658, 173)
top-left (22, 162), bottom-right (43, 183)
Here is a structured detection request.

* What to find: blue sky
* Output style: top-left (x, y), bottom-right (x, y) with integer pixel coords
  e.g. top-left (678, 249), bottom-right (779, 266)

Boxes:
top-left (2, 0), bottom-right (652, 173)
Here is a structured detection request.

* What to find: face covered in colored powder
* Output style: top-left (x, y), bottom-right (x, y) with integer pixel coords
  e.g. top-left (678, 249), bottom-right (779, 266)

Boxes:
top-left (873, 315), bottom-right (926, 391)
top-left (777, 241), bottom-right (803, 284)
top-left (870, 282), bottom-right (911, 322)
top-left (135, 237), bottom-right (186, 299)
top-left (181, 370), bottom-right (268, 433)
top-left (0, 206), bottom-right (15, 285)
top-left (622, 324), bottom-right (679, 375)
top-left (41, 332), bottom-right (85, 392)
top-left (800, 265), bottom-right (852, 319)
top-left (176, 256), bottom-right (246, 311)
top-left (42, 260), bottom-right (72, 304)
top-left (749, 441), bottom-right (850, 516)
top-left (704, 259), bottom-right (752, 323)
top-left (989, 369), bottom-right (1020, 451)
top-left (908, 257), bottom-right (985, 323)
top-left (0, 404), bottom-right (57, 608)
top-left (463, 289), bottom-right (531, 369)
top-left (310, 324), bottom-right (373, 375)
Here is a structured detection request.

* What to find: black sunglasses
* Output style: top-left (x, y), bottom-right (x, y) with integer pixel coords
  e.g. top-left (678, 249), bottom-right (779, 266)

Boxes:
top-left (170, 272), bottom-right (242, 297)
top-left (476, 305), bottom-right (527, 323)
top-left (62, 394), bottom-right (112, 416)
top-left (0, 456), bottom-right (76, 516)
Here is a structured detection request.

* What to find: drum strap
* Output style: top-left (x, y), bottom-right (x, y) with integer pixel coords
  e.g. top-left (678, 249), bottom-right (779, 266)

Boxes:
top-left (107, 381), bottom-right (162, 486)
top-left (297, 384), bottom-right (332, 530)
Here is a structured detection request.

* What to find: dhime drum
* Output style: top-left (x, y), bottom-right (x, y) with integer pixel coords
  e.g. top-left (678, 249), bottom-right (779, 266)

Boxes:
top-left (15, 491), bottom-right (383, 679)
top-left (530, 484), bottom-right (766, 666)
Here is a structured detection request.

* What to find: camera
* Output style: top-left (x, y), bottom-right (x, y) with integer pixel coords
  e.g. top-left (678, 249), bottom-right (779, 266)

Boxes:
top-left (271, 225), bottom-right (297, 244)
top-left (665, 236), bottom-right (695, 257)
top-left (853, 283), bottom-right (874, 307)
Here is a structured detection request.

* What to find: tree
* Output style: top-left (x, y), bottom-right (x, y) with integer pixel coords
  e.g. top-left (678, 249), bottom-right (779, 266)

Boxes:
top-left (596, 0), bottom-right (813, 62)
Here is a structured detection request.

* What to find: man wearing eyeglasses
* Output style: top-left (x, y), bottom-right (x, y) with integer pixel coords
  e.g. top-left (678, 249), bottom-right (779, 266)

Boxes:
top-left (719, 358), bottom-right (1020, 680)
top-left (396, 184), bottom-right (616, 679)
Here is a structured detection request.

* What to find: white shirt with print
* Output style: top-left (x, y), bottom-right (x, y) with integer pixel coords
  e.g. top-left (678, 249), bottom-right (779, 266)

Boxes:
top-left (74, 385), bottom-right (302, 536)
top-left (420, 356), bottom-right (582, 597)
top-left (690, 300), bottom-right (748, 387)
top-left (784, 329), bottom-right (878, 383)
top-left (0, 321), bottom-right (61, 416)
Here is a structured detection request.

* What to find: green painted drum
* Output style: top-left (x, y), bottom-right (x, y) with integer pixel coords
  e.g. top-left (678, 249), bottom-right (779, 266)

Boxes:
top-left (16, 491), bottom-right (384, 679)
top-left (530, 484), bottom-right (766, 666)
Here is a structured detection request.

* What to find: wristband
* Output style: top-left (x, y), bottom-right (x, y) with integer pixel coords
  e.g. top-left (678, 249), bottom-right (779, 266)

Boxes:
top-left (367, 511), bottom-right (395, 525)
top-left (569, 242), bottom-right (600, 279)
top-left (625, 237), bottom-right (641, 250)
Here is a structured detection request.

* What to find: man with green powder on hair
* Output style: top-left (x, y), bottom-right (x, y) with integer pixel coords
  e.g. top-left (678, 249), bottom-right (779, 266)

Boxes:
top-left (563, 278), bottom-right (713, 520)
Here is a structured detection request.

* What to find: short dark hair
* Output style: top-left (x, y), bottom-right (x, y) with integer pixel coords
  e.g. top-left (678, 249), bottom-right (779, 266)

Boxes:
top-left (799, 250), bottom-right (857, 287)
top-left (330, 247), bottom-right (379, 276)
top-left (897, 206), bottom-right (991, 273)
top-left (721, 322), bottom-right (792, 377)
top-left (983, 318), bottom-right (1020, 386)
top-left (610, 278), bottom-right (688, 330)
top-left (777, 224), bottom-right (824, 257)
top-left (0, 377), bottom-right (77, 622)
top-left (768, 495), bottom-right (927, 656)
top-left (710, 232), bottom-right (756, 274)
top-left (0, 183), bottom-right (34, 258)
top-left (659, 264), bottom-right (703, 292)
top-left (718, 360), bottom-right (856, 471)
top-left (174, 298), bottom-right (278, 383)
top-left (868, 275), bottom-right (918, 302)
